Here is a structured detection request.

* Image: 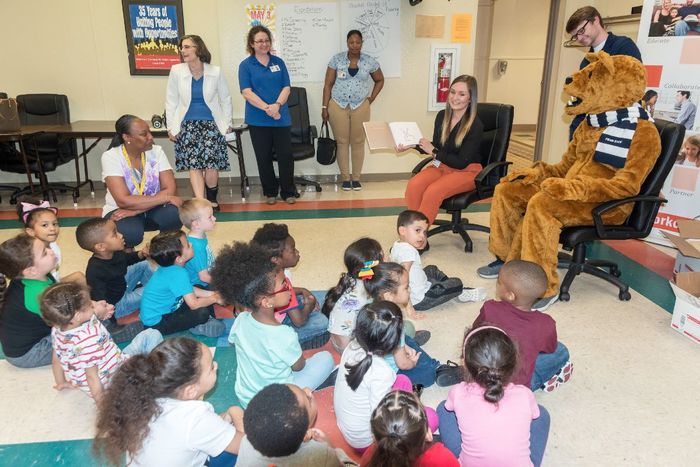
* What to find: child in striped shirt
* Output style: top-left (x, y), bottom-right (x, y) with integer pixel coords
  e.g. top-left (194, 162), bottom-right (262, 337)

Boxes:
top-left (40, 282), bottom-right (163, 402)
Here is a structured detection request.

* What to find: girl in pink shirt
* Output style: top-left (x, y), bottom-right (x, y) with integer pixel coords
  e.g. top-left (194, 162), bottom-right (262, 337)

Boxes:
top-left (436, 326), bottom-right (551, 467)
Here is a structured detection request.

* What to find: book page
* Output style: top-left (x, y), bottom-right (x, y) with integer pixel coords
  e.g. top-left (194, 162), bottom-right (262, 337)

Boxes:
top-left (388, 122), bottom-right (423, 146)
top-left (363, 121), bottom-right (396, 151)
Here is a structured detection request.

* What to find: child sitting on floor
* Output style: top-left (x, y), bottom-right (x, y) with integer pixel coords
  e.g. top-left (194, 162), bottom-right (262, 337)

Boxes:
top-left (323, 237), bottom-right (384, 353)
top-left (334, 301), bottom-right (439, 452)
top-left (361, 390), bottom-right (459, 466)
top-left (390, 210), bottom-right (486, 311)
top-left (140, 230), bottom-right (225, 337)
top-left (77, 217), bottom-right (152, 342)
top-left (364, 261), bottom-right (461, 388)
top-left (39, 282), bottom-right (162, 402)
top-left (211, 241), bottom-right (335, 408)
top-left (94, 337), bottom-right (245, 467)
top-left (437, 326), bottom-right (550, 467)
top-left (0, 234), bottom-right (84, 368)
top-left (17, 196), bottom-right (62, 279)
top-left (179, 199), bottom-right (217, 288)
top-left (252, 223), bottom-right (329, 349)
top-left (237, 383), bottom-right (355, 466)
top-left (474, 259), bottom-right (572, 392)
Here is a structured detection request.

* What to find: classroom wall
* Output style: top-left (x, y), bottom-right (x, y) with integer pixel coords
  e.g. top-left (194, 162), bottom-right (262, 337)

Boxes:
top-left (0, 0), bottom-right (479, 184)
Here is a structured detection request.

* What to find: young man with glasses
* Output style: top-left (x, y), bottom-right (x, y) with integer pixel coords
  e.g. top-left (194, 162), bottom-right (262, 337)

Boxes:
top-left (565, 6), bottom-right (642, 139)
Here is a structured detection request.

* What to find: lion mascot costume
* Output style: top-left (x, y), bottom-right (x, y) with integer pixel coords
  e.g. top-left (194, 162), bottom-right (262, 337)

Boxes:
top-left (487, 51), bottom-right (661, 303)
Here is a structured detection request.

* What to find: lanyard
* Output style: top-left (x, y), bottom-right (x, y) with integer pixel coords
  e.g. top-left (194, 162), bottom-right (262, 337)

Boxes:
top-left (121, 145), bottom-right (146, 195)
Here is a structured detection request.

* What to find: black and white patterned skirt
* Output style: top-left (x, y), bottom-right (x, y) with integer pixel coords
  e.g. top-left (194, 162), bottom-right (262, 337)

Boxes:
top-left (174, 120), bottom-right (230, 171)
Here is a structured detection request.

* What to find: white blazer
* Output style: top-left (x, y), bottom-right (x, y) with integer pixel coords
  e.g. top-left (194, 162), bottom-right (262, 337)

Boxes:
top-left (165, 62), bottom-right (233, 136)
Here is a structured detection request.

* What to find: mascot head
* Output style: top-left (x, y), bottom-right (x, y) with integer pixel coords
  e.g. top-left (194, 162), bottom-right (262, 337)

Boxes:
top-left (564, 51), bottom-right (646, 116)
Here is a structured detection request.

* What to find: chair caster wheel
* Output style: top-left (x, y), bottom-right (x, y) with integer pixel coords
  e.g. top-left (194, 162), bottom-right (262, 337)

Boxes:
top-left (315, 186), bottom-right (322, 192)
top-left (559, 292), bottom-right (570, 302)
top-left (464, 244), bottom-right (473, 253)
top-left (619, 290), bottom-right (631, 301)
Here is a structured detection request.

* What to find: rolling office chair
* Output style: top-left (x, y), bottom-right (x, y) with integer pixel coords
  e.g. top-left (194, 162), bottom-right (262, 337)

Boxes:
top-left (0, 91), bottom-right (22, 203)
top-left (411, 102), bottom-right (514, 252)
top-left (3, 94), bottom-right (81, 204)
top-left (273, 86), bottom-right (322, 193)
top-left (557, 118), bottom-right (685, 301)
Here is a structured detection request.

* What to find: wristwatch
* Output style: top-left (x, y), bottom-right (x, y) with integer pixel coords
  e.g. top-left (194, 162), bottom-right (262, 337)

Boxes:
top-left (432, 148), bottom-right (439, 156)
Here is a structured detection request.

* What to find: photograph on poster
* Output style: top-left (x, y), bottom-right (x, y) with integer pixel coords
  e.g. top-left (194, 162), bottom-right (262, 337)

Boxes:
top-left (121, 0), bottom-right (185, 76)
top-left (646, 0), bottom-right (700, 37)
top-left (676, 134), bottom-right (700, 167)
top-left (649, 87), bottom-right (699, 131)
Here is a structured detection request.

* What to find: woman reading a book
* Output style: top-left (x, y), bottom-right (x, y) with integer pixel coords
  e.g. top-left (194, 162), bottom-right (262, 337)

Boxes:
top-left (402, 74), bottom-right (484, 228)
top-left (322, 29), bottom-right (385, 191)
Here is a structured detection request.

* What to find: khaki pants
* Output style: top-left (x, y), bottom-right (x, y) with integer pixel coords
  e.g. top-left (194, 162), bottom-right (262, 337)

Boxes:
top-left (328, 99), bottom-right (370, 182)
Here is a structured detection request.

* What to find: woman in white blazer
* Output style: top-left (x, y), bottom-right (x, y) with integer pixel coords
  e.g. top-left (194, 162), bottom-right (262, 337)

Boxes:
top-left (166, 34), bottom-right (233, 210)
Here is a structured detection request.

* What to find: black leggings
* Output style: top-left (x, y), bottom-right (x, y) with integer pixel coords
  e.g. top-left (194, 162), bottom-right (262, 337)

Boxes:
top-left (248, 125), bottom-right (296, 199)
top-left (148, 302), bottom-right (213, 336)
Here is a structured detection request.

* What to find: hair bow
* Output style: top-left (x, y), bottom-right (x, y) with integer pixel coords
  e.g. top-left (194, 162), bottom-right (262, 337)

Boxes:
top-left (21, 200), bottom-right (55, 223)
top-left (358, 260), bottom-right (380, 280)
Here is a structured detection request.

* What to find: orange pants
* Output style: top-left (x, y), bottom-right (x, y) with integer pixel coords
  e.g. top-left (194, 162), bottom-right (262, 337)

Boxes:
top-left (405, 163), bottom-right (482, 224)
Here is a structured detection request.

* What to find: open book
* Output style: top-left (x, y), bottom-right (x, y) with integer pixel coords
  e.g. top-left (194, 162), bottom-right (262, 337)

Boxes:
top-left (363, 121), bottom-right (423, 151)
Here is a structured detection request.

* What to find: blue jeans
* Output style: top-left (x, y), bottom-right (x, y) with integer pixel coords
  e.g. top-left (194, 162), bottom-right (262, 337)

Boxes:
top-left (4, 334), bottom-right (52, 368)
top-left (114, 261), bottom-right (154, 318)
top-left (437, 401), bottom-right (550, 467)
top-left (292, 351), bottom-right (335, 390)
top-left (398, 335), bottom-right (440, 387)
top-left (207, 451), bottom-right (237, 467)
top-left (106, 203), bottom-right (182, 248)
top-left (675, 20), bottom-right (700, 36)
top-left (530, 342), bottom-right (570, 391)
top-left (281, 294), bottom-right (329, 344)
top-left (122, 329), bottom-right (163, 355)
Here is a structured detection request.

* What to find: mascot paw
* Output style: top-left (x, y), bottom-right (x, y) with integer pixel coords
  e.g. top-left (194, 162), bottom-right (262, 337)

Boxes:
top-left (502, 168), bottom-right (538, 185)
top-left (540, 178), bottom-right (571, 199)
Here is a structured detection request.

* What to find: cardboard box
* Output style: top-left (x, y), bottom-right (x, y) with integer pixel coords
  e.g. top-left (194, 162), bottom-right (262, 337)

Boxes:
top-left (669, 272), bottom-right (700, 344)
top-left (662, 219), bottom-right (700, 273)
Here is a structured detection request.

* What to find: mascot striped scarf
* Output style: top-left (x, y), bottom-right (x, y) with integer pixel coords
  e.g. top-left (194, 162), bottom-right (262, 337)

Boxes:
top-left (586, 105), bottom-right (652, 168)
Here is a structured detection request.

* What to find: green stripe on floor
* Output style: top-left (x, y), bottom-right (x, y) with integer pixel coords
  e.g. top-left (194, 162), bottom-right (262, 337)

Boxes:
top-left (0, 438), bottom-right (109, 466)
top-left (207, 345), bottom-right (241, 412)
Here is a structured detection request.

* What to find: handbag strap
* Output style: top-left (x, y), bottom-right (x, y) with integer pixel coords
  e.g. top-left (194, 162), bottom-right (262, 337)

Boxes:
top-left (321, 121), bottom-right (331, 138)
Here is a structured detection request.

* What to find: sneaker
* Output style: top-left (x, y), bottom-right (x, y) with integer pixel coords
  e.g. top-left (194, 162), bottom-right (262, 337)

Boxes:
top-left (436, 360), bottom-right (463, 387)
top-left (352, 180), bottom-right (363, 191)
top-left (317, 367), bottom-right (338, 390)
top-left (532, 294), bottom-right (559, 312)
top-left (413, 330), bottom-right (431, 346)
top-left (105, 320), bottom-right (145, 344)
top-left (300, 331), bottom-right (331, 350)
top-left (542, 361), bottom-right (574, 393)
top-left (457, 287), bottom-right (488, 303)
top-left (477, 259), bottom-right (505, 279)
top-left (266, 196), bottom-right (277, 205)
top-left (190, 317), bottom-right (226, 337)
top-left (341, 181), bottom-right (352, 191)
top-left (285, 197), bottom-right (296, 205)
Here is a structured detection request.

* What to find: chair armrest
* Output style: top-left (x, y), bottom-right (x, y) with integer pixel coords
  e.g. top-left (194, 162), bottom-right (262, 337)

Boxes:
top-left (474, 161), bottom-right (512, 198)
top-left (310, 125), bottom-right (318, 140)
top-left (591, 195), bottom-right (667, 237)
top-left (411, 158), bottom-right (432, 176)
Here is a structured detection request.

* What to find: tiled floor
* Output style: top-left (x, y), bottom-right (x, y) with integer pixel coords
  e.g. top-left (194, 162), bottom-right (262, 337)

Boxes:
top-left (1, 179), bottom-right (699, 466)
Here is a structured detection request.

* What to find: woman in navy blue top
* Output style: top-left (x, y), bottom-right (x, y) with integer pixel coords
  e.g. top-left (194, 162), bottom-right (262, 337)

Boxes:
top-left (166, 35), bottom-right (233, 211)
top-left (238, 26), bottom-right (296, 205)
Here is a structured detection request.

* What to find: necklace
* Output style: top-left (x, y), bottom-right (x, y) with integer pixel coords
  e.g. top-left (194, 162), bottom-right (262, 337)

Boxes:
top-left (121, 145), bottom-right (146, 195)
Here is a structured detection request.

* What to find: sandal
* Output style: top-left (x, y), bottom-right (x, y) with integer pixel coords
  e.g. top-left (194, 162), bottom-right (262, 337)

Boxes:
top-left (436, 360), bottom-right (463, 387)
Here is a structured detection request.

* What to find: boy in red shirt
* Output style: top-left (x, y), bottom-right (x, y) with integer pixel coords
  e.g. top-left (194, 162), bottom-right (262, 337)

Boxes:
top-left (473, 260), bottom-right (572, 392)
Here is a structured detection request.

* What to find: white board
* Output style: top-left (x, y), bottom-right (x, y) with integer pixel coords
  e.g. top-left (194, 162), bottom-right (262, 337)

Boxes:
top-left (340, 0), bottom-right (401, 78)
top-left (276, 3), bottom-right (340, 82)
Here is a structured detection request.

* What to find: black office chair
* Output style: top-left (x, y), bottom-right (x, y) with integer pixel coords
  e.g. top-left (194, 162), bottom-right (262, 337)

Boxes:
top-left (273, 86), bottom-right (322, 193)
top-left (1, 94), bottom-right (80, 204)
top-left (0, 91), bottom-right (23, 204)
top-left (557, 118), bottom-right (685, 302)
top-left (411, 103), bottom-right (514, 252)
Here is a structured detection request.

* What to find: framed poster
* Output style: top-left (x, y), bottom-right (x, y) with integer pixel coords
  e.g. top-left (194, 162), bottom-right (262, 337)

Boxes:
top-left (428, 44), bottom-right (461, 111)
top-left (122, 0), bottom-right (185, 76)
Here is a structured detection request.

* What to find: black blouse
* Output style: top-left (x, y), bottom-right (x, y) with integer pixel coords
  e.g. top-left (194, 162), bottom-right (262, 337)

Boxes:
top-left (422, 110), bottom-right (484, 170)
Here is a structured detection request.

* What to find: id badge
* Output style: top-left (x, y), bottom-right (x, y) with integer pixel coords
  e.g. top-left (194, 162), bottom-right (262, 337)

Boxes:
top-left (270, 64), bottom-right (280, 72)
top-left (337, 70), bottom-right (347, 79)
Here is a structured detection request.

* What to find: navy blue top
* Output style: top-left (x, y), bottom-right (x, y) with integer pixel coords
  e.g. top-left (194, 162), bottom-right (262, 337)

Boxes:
top-left (183, 77), bottom-right (214, 121)
top-left (238, 54), bottom-right (291, 127)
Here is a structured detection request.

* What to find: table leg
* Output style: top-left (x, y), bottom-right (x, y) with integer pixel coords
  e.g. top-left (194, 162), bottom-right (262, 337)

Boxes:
top-left (17, 137), bottom-right (35, 194)
top-left (235, 131), bottom-right (249, 200)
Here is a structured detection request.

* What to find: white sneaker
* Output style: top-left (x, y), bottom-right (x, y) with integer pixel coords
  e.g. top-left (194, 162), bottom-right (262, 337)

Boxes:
top-left (457, 287), bottom-right (487, 303)
top-left (532, 295), bottom-right (559, 312)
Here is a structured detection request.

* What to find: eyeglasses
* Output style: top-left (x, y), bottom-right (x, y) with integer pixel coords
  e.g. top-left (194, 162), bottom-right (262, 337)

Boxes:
top-left (570, 20), bottom-right (589, 41)
top-left (179, 45), bottom-right (195, 50)
top-left (270, 278), bottom-right (291, 295)
top-left (254, 39), bottom-right (271, 44)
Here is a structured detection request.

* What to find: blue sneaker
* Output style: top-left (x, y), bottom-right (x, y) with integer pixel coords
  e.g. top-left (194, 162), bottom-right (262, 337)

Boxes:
top-left (341, 181), bottom-right (352, 191)
top-left (352, 181), bottom-right (363, 191)
top-left (477, 259), bottom-right (505, 279)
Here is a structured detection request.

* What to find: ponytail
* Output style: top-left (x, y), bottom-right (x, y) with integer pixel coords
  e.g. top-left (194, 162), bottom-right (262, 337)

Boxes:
top-left (108, 114), bottom-right (139, 149)
top-left (462, 326), bottom-right (517, 404)
top-left (323, 237), bottom-right (384, 316)
top-left (344, 302), bottom-right (402, 391)
top-left (93, 337), bottom-right (202, 465)
top-left (367, 390), bottom-right (427, 467)
top-left (363, 262), bottom-right (404, 301)
top-left (476, 366), bottom-right (506, 404)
